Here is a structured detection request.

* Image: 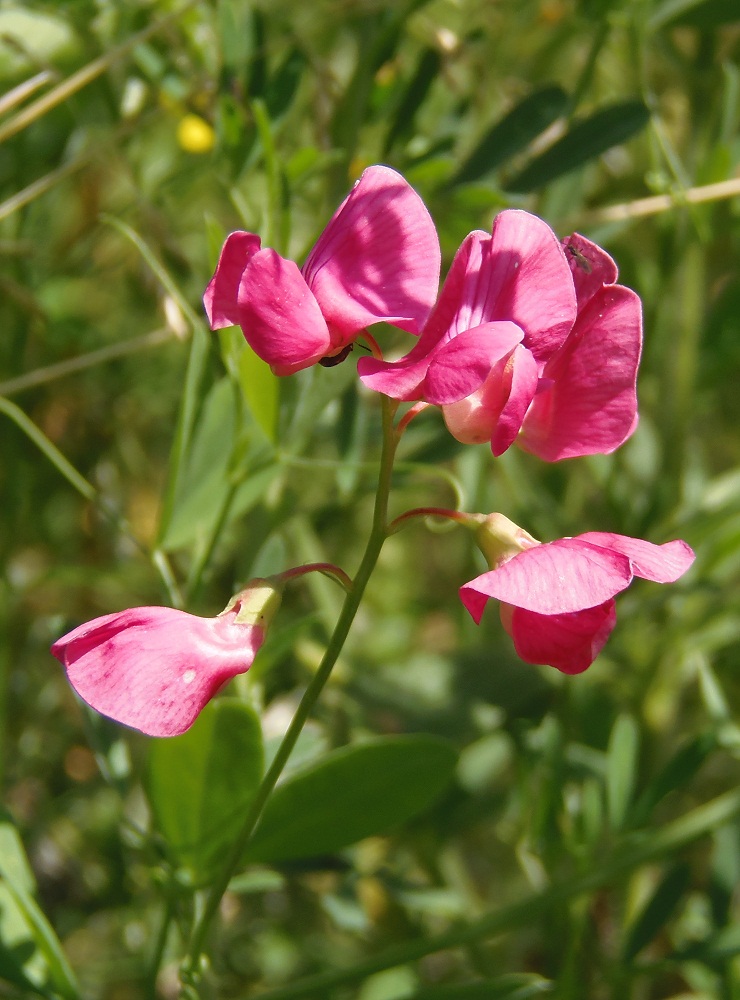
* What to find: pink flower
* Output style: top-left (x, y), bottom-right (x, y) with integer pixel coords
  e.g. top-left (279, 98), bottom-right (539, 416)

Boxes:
top-left (51, 582), bottom-right (281, 737)
top-left (358, 210), bottom-right (578, 455)
top-left (517, 233), bottom-right (642, 461)
top-left (460, 514), bottom-right (695, 674)
top-left (359, 217), bottom-right (642, 461)
top-left (203, 165), bottom-right (441, 375)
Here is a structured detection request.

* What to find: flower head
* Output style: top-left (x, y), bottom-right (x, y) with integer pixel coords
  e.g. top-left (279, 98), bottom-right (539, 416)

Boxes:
top-left (51, 581), bottom-right (282, 737)
top-left (359, 216), bottom-right (642, 461)
top-left (460, 514), bottom-right (694, 674)
top-left (358, 209), bottom-right (577, 454)
top-left (204, 165), bottom-right (441, 375)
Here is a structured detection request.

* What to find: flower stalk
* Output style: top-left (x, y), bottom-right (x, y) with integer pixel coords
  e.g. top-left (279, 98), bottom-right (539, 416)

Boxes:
top-left (181, 395), bottom-right (400, 990)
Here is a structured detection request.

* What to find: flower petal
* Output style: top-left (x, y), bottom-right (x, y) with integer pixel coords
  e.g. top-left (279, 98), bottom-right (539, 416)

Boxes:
top-left (460, 538), bottom-right (634, 617)
top-left (519, 285), bottom-right (642, 461)
top-left (52, 607), bottom-right (263, 738)
top-left (302, 164), bottom-right (441, 336)
top-left (237, 249), bottom-right (332, 375)
top-left (423, 322), bottom-right (524, 404)
top-left (486, 210), bottom-right (577, 366)
top-left (356, 233), bottom-right (495, 400)
top-left (505, 600), bottom-right (617, 674)
top-left (203, 231), bottom-right (263, 329)
top-left (576, 533), bottom-right (696, 583)
top-left (562, 232), bottom-right (619, 308)
top-left (490, 344), bottom-right (540, 456)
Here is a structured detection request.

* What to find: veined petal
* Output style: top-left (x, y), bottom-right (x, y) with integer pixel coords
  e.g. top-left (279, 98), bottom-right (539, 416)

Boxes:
top-left (505, 601), bottom-right (617, 674)
top-left (519, 285), bottom-right (642, 461)
top-left (417, 230), bottom-right (494, 347)
top-left (52, 607), bottom-right (263, 738)
top-left (357, 233), bottom-right (497, 401)
top-left (302, 164), bottom-right (441, 336)
top-left (203, 231), bottom-right (262, 329)
top-left (490, 344), bottom-right (539, 456)
top-left (460, 538), bottom-right (634, 616)
top-left (237, 249), bottom-right (332, 375)
top-left (357, 351), bottom-right (431, 401)
top-left (487, 210), bottom-right (577, 366)
top-left (562, 232), bottom-right (619, 308)
top-left (423, 322), bottom-right (524, 404)
top-left (576, 533), bottom-right (695, 583)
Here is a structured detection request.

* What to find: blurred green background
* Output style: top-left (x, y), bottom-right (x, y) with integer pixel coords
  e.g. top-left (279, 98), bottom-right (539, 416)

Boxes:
top-left (1, 0), bottom-right (739, 997)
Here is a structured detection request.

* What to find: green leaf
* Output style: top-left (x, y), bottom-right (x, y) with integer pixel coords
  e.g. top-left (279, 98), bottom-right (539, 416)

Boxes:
top-left (505, 100), bottom-right (651, 192)
top-left (622, 863), bottom-right (691, 960)
top-left (238, 340), bottom-right (279, 444)
top-left (147, 700), bottom-right (264, 883)
top-left (650, 0), bottom-right (740, 28)
top-left (0, 809), bottom-right (79, 999)
top-left (631, 732), bottom-right (716, 826)
top-left (246, 735), bottom-right (458, 863)
top-left (451, 86), bottom-right (569, 185)
top-left (383, 47), bottom-right (442, 155)
top-left (408, 975), bottom-right (553, 999)
top-left (160, 377), bottom-right (238, 551)
top-left (265, 47), bottom-right (307, 121)
top-left (606, 713), bottom-right (640, 831)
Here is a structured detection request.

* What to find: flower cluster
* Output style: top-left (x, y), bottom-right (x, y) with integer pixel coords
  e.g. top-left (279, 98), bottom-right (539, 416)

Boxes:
top-left (202, 163), bottom-right (691, 673)
top-left (52, 165), bottom-right (693, 735)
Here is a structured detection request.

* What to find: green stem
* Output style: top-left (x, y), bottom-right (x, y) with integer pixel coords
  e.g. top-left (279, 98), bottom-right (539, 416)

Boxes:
top-left (180, 396), bottom-right (400, 989)
top-left (250, 786), bottom-right (740, 1000)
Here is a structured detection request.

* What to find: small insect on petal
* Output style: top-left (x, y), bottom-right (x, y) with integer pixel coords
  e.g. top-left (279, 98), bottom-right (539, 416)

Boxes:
top-left (319, 344), bottom-right (354, 367)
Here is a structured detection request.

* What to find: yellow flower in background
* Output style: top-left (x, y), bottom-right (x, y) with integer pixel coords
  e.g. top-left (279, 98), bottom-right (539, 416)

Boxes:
top-left (177, 113), bottom-right (215, 154)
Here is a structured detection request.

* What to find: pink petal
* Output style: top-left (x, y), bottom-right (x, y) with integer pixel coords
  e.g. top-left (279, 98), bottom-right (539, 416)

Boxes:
top-left (418, 231), bottom-right (497, 346)
top-left (441, 353), bottom-right (512, 446)
top-left (486, 211), bottom-right (577, 367)
top-left (357, 345), bottom-right (435, 401)
top-left (576, 533), bottom-right (696, 583)
top-left (52, 607), bottom-right (263, 738)
top-left (460, 538), bottom-right (634, 617)
top-left (562, 232), bottom-right (619, 308)
top-left (203, 231), bottom-right (263, 329)
top-left (490, 344), bottom-right (540, 456)
top-left (423, 322), bottom-right (524, 404)
top-left (505, 600), bottom-right (617, 674)
top-left (356, 234), bottom-right (495, 400)
top-left (302, 165), bottom-right (441, 336)
top-left (236, 249), bottom-right (333, 375)
top-left (519, 285), bottom-right (642, 461)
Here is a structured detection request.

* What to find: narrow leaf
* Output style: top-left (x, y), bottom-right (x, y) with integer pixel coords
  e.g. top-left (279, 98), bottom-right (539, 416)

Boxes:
top-left (622, 863), bottom-right (691, 960)
top-left (606, 713), bottom-right (640, 831)
top-left (631, 732), bottom-right (716, 826)
top-left (506, 101), bottom-right (651, 192)
top-left (238, 341), bottom-right (279, 443)
top-left (408, 974), bottom-right (553, 998)
top-left (0, 809), bottom-right (79, 1000)
top-left (383, 47), bottom-right (442, 155)
top-left (452, 86), bottom-right (569, 185)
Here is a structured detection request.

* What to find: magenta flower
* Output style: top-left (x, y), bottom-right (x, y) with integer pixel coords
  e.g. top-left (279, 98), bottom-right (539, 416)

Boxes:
top-left (358, 209), bottom-right (578, 455)
top-left (203, 165), bottom-right (441, 375)
top-left (51, 582), bottom-right (281, 737)
top-left (517, 233), bottom-right (642, 461)
top-left (460, 514), bottom-right (695, 674)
